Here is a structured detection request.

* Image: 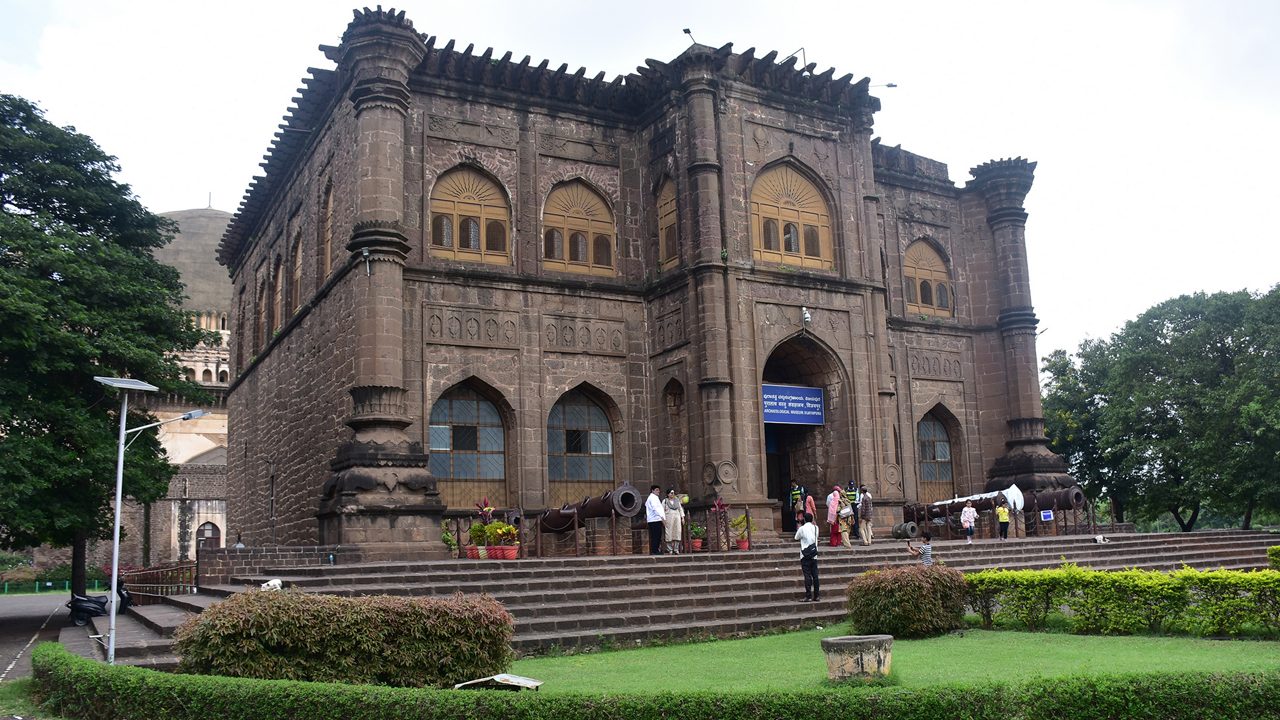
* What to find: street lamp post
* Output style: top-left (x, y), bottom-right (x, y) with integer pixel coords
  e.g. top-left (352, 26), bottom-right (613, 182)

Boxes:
top-left (93, 376), bottom-right (206, 664)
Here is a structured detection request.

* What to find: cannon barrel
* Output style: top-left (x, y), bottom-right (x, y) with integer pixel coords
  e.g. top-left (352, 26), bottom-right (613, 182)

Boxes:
top-left (901, 484), bottom-right (1085, 524)
top-left (538, 483), bottom-right (642, 533)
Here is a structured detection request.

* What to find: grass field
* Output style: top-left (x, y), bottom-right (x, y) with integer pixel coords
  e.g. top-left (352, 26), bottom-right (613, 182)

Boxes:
top-left (511, 628), bottom-right (1280, 693)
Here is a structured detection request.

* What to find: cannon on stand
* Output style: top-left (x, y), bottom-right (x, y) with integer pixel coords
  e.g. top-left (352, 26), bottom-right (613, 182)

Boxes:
top-left (533, 483), bottom-right (643, 556)
top-left (900, 483), bottom-right (1090, 540)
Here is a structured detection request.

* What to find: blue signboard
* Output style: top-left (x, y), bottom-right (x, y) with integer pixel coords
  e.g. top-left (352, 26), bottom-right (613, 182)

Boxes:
top-left (1039, 509), bottom-right (1054, 522)
top-left (762, 384), bottom-right (825, 425)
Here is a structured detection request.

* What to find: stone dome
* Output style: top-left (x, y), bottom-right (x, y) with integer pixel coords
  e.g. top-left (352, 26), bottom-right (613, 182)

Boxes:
top-left (155, 208), bottom-right (233, 314)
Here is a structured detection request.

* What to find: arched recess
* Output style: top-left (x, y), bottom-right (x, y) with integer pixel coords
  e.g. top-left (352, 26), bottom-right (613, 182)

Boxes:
top-left (427, 378), bottom-right (514, 509)
top-left (195, 521), bottom-right (221, 550)
top-left (750, 162), bottom-right (835, 270)
top-left (760, 332), bottom-right (853, 531)
top-left (904, 239), bottom-right (954, 318)
top-left (542, 180), bottom-right (616, 276)
top-left (546, 383), bottom-right (621, 507)
top-left (661, 379), bottom-right (689, 490)
top-left (916, 404), bottom-right (962, 503)
top-left (656, 177), bottom-right (679, 271)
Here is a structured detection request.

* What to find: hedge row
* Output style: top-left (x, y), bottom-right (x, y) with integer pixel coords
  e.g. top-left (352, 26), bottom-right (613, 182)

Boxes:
top-left (967, 565), bottom-right (1280, 636)
top-left (174, 590), bottom-right (513, 687)
top-left (1268, 545), bottom-right (1279, 570)
top-left (30, 643), bottom-right (1280, 720)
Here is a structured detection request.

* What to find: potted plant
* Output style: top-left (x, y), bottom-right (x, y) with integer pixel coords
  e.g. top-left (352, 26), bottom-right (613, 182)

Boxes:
top-left (487, 521), bottom-right (519, 559)
top-left (689, 522), bottom-right (707, 551)
top-left (468, 522), bottom-right (488, 559)
top-left (441, 528), bottom-right (459, 557)
top-left (730, 514), bottom-right (759, 550)
top-left (472, 497), bottom-right (497, 559)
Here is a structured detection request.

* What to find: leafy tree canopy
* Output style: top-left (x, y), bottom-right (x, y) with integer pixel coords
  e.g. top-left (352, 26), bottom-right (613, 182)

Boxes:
top-left (1043, 289), bottom-right (1280, 531)
top-left (0, 95), bottom-right (206, 570)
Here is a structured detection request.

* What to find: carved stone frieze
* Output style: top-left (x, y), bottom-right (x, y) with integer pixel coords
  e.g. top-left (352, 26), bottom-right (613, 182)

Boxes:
top-left (907, 349), bottom-right (963, 381)
top-left (423, 303), bottom-right (520, 348)
top-left (542, 314), bottom-right (626, 357)
top-left (655, 306), bottom-right (686, 352)
top-left (537, 132), bottom-right (619, 165)
top-left (904, 334), bottom-right (964, 353)
top-left (426, 115), bottom-right (518, 149)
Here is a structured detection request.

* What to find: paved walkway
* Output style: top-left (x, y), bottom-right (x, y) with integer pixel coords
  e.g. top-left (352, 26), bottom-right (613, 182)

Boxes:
top-left (0, 594), bottom-right (66, 682)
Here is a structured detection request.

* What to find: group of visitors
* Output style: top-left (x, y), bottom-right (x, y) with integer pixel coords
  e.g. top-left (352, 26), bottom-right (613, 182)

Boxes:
top-left (645, 485), bottom-right (687, 555)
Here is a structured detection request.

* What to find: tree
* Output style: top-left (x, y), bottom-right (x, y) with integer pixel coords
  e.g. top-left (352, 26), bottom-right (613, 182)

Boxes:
top-left (1043, 290), bottom-right (1280, 531)
top-left (0, 94), bottom-right (205, 593)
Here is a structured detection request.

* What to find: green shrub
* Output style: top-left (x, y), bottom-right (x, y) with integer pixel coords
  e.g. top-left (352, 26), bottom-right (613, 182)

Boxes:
top-left (30, 642), bottom-right (1280, 720)
top-left (846, 564), bottom-right (966, 638)
top-left (0, 550), bottom-right (30, 573)
top-left (1, 565), bottom-right (37, 584)
top-left (31, 562), bottom-right (107, 585)
top-left (1062, 567), bottom-right (1187, 635)
top-left (174, 590), bottom-right (513, 687)
top-left (1268, 545), bottom-right (1280, 570)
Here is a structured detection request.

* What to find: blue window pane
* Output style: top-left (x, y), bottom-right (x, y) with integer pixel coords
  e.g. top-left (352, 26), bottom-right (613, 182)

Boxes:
top-left (453, 399), bottom-right (477, 424)
top-left (566, 456), bottom-right (588, 480)
top-left (548, 403), bottom-right (563, 427)
top-left (921, 463), bottom-right (937, 481)
top-left (479, 426), bottom-right (503, 452)
top-left (936, 442), bottom-right (951, 461)
top-left (429, 401), bottom-right (449, 424)
top-left (547, 455), bottom-right (564, 480)
top-left (592, 456), bottom-right (614, 481)
top-left (478, 454), bottom-right (504, 479)
top-left (452, 454), bottom-right (477, 479)
top-left (590, 431), bottom-right (612, 455)
top-left (429, 425), bottom-right (451, 451)
top-left (477, 399), bottom-right (500, 425)
top-left (566, 402), bottom-right (588, 428)
top-left (587, 404), bottom-right (608, 430)
top-left (547, 428), bottom-right (564, 453)
top-left (938, 464), bottom-right (953, 481)
top-left (428, 453), bottom-right (451, 478)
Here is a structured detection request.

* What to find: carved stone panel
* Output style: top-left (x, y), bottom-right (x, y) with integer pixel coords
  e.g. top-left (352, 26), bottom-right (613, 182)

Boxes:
top-left (537, 133), bottom-right (619, 166)
top-left (655, 306), bottom-right (686, 352)
top-left (907, 349), bottom-right (963, 381)
top-left (423, 303), bottom-right (520, 348)
top-left (542, 314), bottom-right (626, 357)
top-left (426, 116), bottom-right (518, 149)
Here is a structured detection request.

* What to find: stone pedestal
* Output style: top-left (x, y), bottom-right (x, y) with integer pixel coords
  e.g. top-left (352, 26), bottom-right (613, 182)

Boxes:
top-left (821, 635), bottom-right (893, 680)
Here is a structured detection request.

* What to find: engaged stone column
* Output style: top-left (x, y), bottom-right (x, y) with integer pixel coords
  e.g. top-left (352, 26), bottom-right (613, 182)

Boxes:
top-left (317, 8), bottom-right (446, 554)
top-left (969, 159), bottom-right (1073, 493)
top-left (821, 634), bottom-right (893, 680)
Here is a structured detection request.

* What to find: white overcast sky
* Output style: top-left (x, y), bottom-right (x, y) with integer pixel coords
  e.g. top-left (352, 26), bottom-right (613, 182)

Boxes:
top-left (3, 0), bottom-right (1278, 360)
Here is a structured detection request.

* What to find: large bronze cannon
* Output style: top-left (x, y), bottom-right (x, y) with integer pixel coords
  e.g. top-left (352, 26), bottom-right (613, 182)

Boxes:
top-left (538, 483), bottom-right (643, 533)
top-left (902, 484), bottom-right (1085, 524)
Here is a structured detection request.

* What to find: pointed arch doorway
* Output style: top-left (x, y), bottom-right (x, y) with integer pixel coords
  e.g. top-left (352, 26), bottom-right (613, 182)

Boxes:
top-left (761, 334), bottom-right (850, 532)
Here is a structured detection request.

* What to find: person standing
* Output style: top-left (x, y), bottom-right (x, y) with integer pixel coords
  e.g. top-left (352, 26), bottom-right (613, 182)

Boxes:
top-left (825, 486), bottom-right (842, 547)
top-left (645, 485), bottom-right (665, 555)
top-left (795, 512), bottom-right (820, 602)
top-left (662, 488), bottom-right (685, 554)
top-left (960, 500), bottom-right (978, 544)
top-left (789, 480), bottom-right (808, 527)
top-left (996, 499), bottom-right (1011, 541)
top-left (857, 485), bottom-right (874, 546)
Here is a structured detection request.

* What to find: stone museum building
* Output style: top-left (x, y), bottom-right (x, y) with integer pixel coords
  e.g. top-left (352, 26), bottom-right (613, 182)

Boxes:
top-left (217, 8), bottom-right (1068, 550)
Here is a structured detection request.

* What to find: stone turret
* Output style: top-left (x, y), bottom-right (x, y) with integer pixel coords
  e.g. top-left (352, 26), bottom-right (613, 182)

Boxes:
top-left (970, 158), bottom-right (1074, 492)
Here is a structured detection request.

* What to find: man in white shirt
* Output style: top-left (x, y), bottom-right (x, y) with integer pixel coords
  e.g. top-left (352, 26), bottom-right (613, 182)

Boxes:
top-left (794, 512), bottom-right (820, 601)
top-left (645, 485), bottom-right (665, 555)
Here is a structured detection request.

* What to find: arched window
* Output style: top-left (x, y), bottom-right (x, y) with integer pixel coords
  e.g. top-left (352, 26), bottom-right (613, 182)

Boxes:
top-left (254, 282), bottom-right (268, 353)
top-left (429, 168), bottom-right (511, 265)
top-left (270, 257), bottom-right (283, 334)
top-left (657, 179), bottom-right (679, 270)
top-left (750, 165), bottom-right (833, 269)
top-left (219, 313), bottom-right (228, 331)
top-left (195, 522), bottom-right (221, 550)
top-left (289, 233), bottom-right (302, 315)
top-left (428, 385), bottom-right (506, 509)
top-left (201, 369), bottom-right (213, 383)
top-left (917, 413), bottom-right (956, 503)
top-left (184, 368), bottom-right (196, 382)
top-left (904, 240), bottom-right (954, 318)
top-left (319, 181), bottom-right (334, 279)
top-left (218, 369), bottom-right (229, 383)
top-left (546, 389), bottom-right (614, 506)
top-left (542, 181), bottom-right (616, 276)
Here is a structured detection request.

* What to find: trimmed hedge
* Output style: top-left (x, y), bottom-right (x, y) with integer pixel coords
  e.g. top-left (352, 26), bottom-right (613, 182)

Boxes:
top-left (1268, 545), bottom-right (1279, 570)
top-left (967, 565), bottom-right (1280, 636)
top-left (846, 564), bottom-right (966, 638)
top-left (30, 643), bottom-right (1280, 720)
top-left (174, 590), bottom-right (513, 687)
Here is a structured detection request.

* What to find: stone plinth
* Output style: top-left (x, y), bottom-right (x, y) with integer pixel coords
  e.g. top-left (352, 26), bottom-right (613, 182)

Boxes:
top-left (821, 634), bottom-right (893, 680)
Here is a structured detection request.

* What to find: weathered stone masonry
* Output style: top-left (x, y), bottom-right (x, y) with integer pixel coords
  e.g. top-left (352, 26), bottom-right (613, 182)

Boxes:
top-left (217, 7), bottom-right (1068, 549)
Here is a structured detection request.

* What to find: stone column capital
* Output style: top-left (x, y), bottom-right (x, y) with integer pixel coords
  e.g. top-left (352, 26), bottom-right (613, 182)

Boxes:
top-left (968, 157), bottom-right (1036, 221)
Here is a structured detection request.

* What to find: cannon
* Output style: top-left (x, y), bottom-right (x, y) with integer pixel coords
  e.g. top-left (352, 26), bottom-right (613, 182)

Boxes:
top-left (902, 483), bottom-right (1086, 524)
top-left (538, 483), bottom-right (643, 533)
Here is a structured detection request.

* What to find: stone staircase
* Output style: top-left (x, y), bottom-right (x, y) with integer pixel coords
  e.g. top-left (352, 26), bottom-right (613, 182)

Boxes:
top-left (67, 530), bottom-right (1277, 666)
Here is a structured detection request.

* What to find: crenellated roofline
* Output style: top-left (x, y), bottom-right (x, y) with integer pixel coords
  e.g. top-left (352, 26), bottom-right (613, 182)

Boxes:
top-left (218, 7), bottom-right (880, 271)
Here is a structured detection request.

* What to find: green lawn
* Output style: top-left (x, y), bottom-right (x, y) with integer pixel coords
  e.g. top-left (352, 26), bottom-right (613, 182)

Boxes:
top-left (511, 628), bottom-right (1280, 693)
top-left (0, 678), bottom-right (65, 720)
